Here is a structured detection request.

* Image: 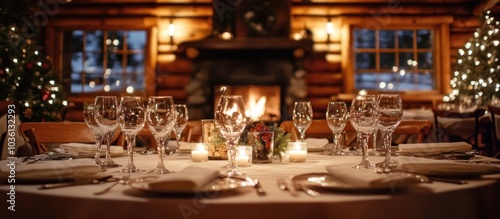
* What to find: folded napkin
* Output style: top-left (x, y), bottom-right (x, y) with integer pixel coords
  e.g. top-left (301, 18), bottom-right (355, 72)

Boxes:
top-left (148, 166), bottom-right (220, 192)
top-left (326, 165), bottom-right (423, 189)
top-left (396, 156), bottom-right (500, 177)
top-left (398, 142), bottom-right (472, 154)
top-left (305, 138), bottom-right (329, 150)
top-left (59, 143), bottom-right (124, 155)
top-left (0, 158), bottom-right (101, 181)
top-left (166, 141), bottom-right (191, 151)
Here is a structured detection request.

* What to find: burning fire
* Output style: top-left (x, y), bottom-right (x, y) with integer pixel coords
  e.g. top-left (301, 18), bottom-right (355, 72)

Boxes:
top-left (246, 94), bottom-right (266, 121)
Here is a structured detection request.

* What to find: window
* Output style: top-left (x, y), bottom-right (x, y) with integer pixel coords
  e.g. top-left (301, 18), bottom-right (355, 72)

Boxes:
top-left (61, 30), bottom-right (147, 94)
top-left (353, 28), bottom-right (435, 91)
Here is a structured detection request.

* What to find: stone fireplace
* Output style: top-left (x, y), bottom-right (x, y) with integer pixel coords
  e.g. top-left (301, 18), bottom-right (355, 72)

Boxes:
top-left (180, 38), bottom-right (313, 121)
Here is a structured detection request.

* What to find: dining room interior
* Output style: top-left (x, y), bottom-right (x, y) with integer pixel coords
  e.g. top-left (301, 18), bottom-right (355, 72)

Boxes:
top-left (2, 1), bottom-right (500, 218)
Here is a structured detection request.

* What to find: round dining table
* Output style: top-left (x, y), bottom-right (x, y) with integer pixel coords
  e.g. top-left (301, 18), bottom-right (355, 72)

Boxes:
top-left (1, 152), bottom-right (500, 219)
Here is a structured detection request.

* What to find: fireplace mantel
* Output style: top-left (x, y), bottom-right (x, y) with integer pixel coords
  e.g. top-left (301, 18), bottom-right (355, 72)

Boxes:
top-left (178, 38), bottom-right (313, 52)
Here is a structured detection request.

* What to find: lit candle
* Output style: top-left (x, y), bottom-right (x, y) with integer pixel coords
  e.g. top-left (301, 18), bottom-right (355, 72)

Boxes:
top-left (288, 142), bottom-right (307, 163)
top-left (191, 143), bottom-right (208, 162)
top-left (235, 146), bottom-right (252, 167)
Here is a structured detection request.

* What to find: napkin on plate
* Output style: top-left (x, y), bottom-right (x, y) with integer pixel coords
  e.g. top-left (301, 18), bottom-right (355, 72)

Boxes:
top-left (396, 156), bottom-right (500, 177)
top-left (0, 158), bottom-right (101, 181)
top-left (148, 166), bottom-right (220, 192)
top-left (305, 138), bottom-right (329, 151)
top-left (326, 165), bottom-right (423, 189)
top-left (398, 142), bottom-right (472, 154)
top-left (59, 143), bottom-right (125, 155)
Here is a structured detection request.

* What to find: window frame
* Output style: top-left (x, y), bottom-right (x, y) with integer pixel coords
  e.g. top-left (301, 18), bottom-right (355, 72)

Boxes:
top-left (340, 15), bottom-right (452, 95)
top-left (45, 18), bottom-right (158, 103)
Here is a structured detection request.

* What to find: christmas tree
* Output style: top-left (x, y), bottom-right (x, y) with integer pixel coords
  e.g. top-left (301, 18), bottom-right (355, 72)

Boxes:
top-left (446, 11), bottom-right (500, 104)
top-left (0, 1), bottom-right (67, 122)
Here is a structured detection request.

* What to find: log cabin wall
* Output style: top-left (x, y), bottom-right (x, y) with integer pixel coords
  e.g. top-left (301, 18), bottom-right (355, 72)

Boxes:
top-left (44, 0), bottom-right (499, 121)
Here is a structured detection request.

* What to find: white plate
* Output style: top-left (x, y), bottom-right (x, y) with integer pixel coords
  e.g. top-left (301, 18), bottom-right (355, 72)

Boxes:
top-left (291, 172), bottom-right (427, 192)
top-left (129, 177), bottom-right (255, 194)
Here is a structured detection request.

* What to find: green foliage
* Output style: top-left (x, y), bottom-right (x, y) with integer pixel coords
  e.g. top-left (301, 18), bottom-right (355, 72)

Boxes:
top-left (0, 0), bottom-right (66, 121)
top-left (447, 11), bottom-right (500, 103)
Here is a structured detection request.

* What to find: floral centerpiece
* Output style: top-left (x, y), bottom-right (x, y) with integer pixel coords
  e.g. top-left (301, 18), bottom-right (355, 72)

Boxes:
top-left (240, 122), bottom-right (291, 161)
top-left (210, 121), bottom-right (291, 161)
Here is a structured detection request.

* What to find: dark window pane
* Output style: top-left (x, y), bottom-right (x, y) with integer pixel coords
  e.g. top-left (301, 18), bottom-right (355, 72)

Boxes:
top-left (417, 29), bottom-right (432, 48)
top-left (354, 29), bottom-right (375, 48)
top-left (418, 52), bottom-right (433, 69)
top-left (85, 31), bottom-right (103, 52)
top-left (71, 31), bottom-right (83, 53)
top-left (128, 31), bottom-right (146, 50)
top-left (379, 30), bottom-right (395, 48)
top-left (399, 53), bottom-right (414, 68)
top-left (398, 30), bottom-right (413, 48)
top-left (355, 73), bottom-right (378, 90)
top-left (355, 53), bottom-right (376, 69)
top-left (107, 31), bottom-right (125, 50)
top-left (380, 53), bottom-right (395, 69)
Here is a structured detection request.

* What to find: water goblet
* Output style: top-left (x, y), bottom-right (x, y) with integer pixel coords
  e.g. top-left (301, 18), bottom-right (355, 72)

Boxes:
top-left (376, 94), bottom-right (403, 168)
top-left (147, 96), bottom-right (177, 174)
top-left (171, 104), bottom-right (189, 156)
top-left (215, 95), bottom-right (247, 176)
top-left (349, 95), bottom-right (378, 169)
top-left (119, 96), bottom-right (146, 173)
top-left (82, 103), bottom-right (106, 165)
top-left (293, 101), bottom-right (313, 142)
top-left (94, 96), bottom-right (121, 168)
top-left (326, 101), bottom-right (348, 155)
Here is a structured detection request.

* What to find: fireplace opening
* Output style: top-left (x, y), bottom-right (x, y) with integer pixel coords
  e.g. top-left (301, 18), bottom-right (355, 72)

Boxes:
top-left (214, 85), bottom-right (281, 122)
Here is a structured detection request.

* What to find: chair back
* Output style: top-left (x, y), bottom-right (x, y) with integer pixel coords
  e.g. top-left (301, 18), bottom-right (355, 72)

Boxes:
top-left (431, 108), bottom-right (487, 151)
top-left (279, 119), bottom-right (431, 145)
top-left (488, 105), bottom-right (500, 157)
top-left (19, 122), bottom-right (120, 154)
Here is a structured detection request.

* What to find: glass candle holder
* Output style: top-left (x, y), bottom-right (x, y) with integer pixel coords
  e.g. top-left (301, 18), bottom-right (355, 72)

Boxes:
top-left (287, 142), bottom-right (308, 163)
top-left (229, 146), bottom-right (252, 167)
top-left (191, 143), bottom-right (209, 163)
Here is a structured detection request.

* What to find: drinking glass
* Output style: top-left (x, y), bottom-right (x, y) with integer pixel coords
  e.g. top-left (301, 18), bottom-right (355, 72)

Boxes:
top-left (94, 96), bottom-right (120, 168)
top-left (215, 95), bottom-right (247, 176)
top-left (326, 101), bottom-right (348, 155)
top-left (293, 101), bottom-right (313, 142)
top-left (376, 94), bottom-right (403, 168)
top-left (119, 96), bottom-right (146, 173)
top-left (147, 96), bottom-right (177, 174)
top-left (349, 95), bottom-right (378, 169)
top-left (171, 104), bottom-right (189, 156)
top-left (83, 103), bottom-right (106, 165)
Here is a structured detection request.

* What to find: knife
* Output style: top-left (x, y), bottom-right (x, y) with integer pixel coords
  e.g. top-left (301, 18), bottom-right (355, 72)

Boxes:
top-left (38, 175), bottom-right (114, 190)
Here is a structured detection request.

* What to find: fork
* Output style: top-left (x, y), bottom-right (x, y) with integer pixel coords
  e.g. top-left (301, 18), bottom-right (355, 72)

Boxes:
top-left (277, 178), bottom-right (298, 197)
top-left (293, 181), bottom-right (320, 197)
top-left (94, 175), bottom-right (130, 195)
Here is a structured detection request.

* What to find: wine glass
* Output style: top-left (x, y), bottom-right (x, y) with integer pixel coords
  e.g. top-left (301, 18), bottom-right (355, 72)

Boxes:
top-left (147, 96), bottom-right (177, 174)
top-left (215, 95), bottom-right (247, 176)
top-left (94, 96), bottom-right (121, 168)
top-left (171, 104), bottom-right (189, 156)
top-left (349, 95), bottom-right (378, 169)
top-left (118, 96), bottom-right (146, 173)
top-left (82, 103), bottom-right (106, 165)
top-left (292, 101), bottom-right (313, 142)
top-left (326, 101), bottom-right (348, 155)
top-left (376, 94), bottom-right (403, 168)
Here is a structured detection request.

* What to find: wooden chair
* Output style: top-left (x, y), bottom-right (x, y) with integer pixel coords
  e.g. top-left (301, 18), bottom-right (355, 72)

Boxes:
top-left (488, 105), bottom-right (500, 158)
top-left (279, 120), bottom-right (432, 146)
top-left (431, 108), bottom-right (487, 151)
top-left (19, 122), bottom-right (121, 155)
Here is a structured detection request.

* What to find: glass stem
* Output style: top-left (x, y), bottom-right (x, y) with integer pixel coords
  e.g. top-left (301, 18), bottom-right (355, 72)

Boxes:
top-left (126, 134), bottom-right (136, 169)
top-left (300, 131), bottom-right (306, 142)
top-left (383, 130), bottom-right (393, 163)
top-left (360, 132), bottom-right (369, 162)
top-left (105, 132), bottom-right (113, 162)
top-left (156, 138), bottom-right (165, 168)
top-left (228, 138), bottom-right (238, 169)
top-left (94, 134), bottom-right (103, 164)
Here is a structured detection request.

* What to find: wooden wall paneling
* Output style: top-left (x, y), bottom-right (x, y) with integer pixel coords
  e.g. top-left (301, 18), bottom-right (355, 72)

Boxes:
top-left (306, 72), bottom-right (343, 85)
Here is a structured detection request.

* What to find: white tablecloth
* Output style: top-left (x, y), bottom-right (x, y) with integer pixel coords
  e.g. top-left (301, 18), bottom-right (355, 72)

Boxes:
top-left (1, 153), bottom-right (500, 219)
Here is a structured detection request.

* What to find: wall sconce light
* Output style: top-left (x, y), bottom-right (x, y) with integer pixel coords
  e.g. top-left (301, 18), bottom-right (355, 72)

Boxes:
top-left (326, 18), bottom-right (334, 43)
top-left (168, 20), bottom-right (175, 45)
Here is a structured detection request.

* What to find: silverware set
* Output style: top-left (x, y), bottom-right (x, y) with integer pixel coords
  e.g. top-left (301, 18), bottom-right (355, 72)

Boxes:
top-left (277, 177), bottom-right (319, 197)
